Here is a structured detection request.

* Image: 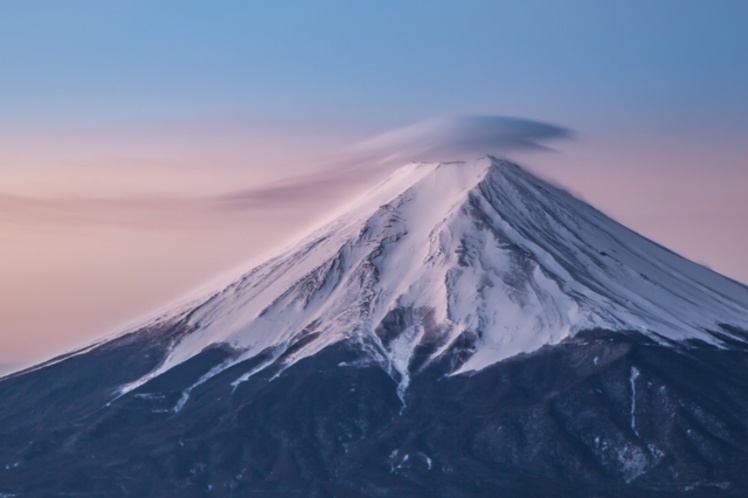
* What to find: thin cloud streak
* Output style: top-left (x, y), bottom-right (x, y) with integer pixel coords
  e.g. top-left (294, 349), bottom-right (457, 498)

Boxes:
top-left (1, 116), bottom-right (571, 228)
top-left (218, 116), bottom-right (572, 209)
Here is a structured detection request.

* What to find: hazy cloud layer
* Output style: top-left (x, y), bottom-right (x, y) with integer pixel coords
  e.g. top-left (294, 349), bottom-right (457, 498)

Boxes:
top-left (219, 116), bottom-right (571, 208)
top-left (1, 116), bottom-right (571, 226)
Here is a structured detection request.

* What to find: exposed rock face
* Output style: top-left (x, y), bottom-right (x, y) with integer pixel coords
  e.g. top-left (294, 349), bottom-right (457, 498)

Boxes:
top-left (1, 158), bottom-right (748, 496)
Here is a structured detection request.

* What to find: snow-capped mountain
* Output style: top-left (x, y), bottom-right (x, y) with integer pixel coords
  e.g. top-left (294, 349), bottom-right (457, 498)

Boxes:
top-left (119, 157), bottom-right (748, 401)
top-left (2, 157), bottom-right (748, 497)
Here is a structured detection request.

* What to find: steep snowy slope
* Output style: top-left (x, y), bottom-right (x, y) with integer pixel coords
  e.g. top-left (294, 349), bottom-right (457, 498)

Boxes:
top-left (118, 157), bottom-right (748, 402)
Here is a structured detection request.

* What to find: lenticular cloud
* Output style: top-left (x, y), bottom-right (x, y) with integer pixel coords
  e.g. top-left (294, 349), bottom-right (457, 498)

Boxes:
top-left (344, 115), bottom-right (572, 164)
top-left (220, 116), bottom-right (571, 208)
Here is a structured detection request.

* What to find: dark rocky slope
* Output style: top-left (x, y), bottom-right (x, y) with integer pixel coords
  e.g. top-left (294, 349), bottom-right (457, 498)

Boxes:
top-left (1, 325), bottom-right (747, 497)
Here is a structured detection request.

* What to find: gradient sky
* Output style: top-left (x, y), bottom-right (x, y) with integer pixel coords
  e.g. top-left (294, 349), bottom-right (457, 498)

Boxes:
top-left (1, 1), bottom-right (747, 368)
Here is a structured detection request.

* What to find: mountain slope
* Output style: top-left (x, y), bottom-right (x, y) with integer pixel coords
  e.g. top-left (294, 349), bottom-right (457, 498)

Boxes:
top-left (119, 157), bottom-right (748, 401)
top-left (2, 157), bottom-right (748, 497)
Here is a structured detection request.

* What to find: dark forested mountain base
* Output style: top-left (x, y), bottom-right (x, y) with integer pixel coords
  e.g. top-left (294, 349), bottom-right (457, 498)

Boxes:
top-left (1, 326), bottom-right (747, 497)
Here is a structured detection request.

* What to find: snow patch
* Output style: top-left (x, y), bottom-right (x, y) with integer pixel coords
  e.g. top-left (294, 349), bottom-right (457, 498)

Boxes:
top-left (173, 361), bottom-right (233, 413)
top-left (617, 443), bottom-right (649, 483)
top-left (630, 366), bottom-right (640, 437)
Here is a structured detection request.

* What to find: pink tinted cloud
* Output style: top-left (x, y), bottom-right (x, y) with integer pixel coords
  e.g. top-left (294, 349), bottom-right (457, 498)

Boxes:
top-left (1, 116), bottom-right (572, 226)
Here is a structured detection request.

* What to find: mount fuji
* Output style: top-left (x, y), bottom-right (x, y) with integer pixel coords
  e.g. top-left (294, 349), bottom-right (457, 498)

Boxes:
top-left (2, 157), bottom-right (748, 497)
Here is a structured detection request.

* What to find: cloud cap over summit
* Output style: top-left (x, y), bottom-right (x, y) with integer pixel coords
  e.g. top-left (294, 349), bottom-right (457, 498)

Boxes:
top-left (217, 116), bottom-right (571, 209)
top-left (345, 116), bottom-right (572, 164)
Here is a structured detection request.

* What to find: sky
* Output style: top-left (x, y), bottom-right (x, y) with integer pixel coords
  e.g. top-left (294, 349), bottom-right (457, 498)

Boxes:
top-left (1, 1), bottom-right (747, 369)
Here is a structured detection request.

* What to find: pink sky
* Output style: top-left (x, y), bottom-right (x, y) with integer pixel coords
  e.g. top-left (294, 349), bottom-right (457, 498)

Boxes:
top-left (1, 121), bottom-right (747, 368)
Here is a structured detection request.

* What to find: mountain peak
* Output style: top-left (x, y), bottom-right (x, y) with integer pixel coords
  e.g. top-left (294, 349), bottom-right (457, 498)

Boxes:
top-left (118, 157), bottom-right (748, 399)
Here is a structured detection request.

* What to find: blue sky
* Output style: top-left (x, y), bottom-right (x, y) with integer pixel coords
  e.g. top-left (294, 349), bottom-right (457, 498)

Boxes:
top-left (3, 1), bottom-right (747, 134)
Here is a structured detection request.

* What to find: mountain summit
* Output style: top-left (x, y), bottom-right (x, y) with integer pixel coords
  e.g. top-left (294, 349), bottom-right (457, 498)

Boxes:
top-left (3, 158), bottom-right (748, 497)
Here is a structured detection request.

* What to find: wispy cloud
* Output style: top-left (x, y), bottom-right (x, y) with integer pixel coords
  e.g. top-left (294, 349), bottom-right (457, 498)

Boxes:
top-left (217, 116), bottom-right (571, 209)
top-left (343, 115), bottom-right (572, 163)
top-left (1, 116), bottom-right (571, 228)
